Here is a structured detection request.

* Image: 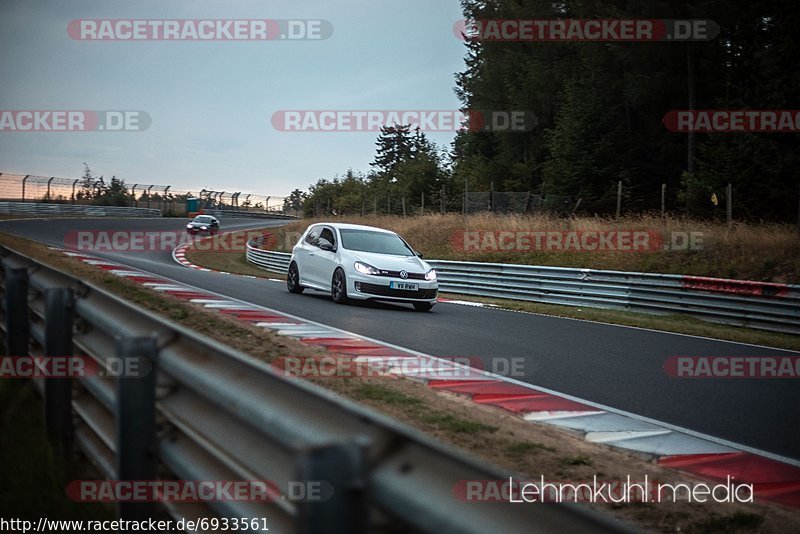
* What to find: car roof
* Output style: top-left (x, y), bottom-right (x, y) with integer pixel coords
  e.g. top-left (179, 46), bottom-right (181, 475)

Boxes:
top-left (311, 222), bottom-right (396, 234)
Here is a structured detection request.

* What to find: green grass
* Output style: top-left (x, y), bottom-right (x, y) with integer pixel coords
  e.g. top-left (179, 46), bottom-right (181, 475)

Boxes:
top-left (0, 380), bottom-right (114, 520)
top-left (506, 441), bottom-right (556, 455)
top-left (351, 383), bottom-right (422, 406)
top-left (184, 244), bottom-right (281, 278)
top-left (559, 455), bottom-right (593, 467)
top-left (419, 413), bottom-right (498, 434)
top-left (352, 384), bottom-right (497, 435)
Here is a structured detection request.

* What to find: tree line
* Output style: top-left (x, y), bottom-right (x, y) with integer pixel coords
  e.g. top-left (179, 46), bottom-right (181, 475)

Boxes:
top-left (295, 0), bottom-right (799, 221)
top-left (69, 164), bottom-right (185, 208)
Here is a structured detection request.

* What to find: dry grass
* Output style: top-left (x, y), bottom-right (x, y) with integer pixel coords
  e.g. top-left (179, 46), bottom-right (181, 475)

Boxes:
top-left (268, 214), bottom-right (800, 283)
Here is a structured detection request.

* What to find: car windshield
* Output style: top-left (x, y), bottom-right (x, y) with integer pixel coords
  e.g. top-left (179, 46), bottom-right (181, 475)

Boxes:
top-left (339, 229), bottom-right (414, 256)
top-left (193, 216), bottom-right (213, 223)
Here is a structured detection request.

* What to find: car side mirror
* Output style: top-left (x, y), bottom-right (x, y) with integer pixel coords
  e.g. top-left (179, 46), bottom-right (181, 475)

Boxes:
top-left (415, 251), bottom-right (424, 258)
top-left (318, 239), bottom-right (334, 251)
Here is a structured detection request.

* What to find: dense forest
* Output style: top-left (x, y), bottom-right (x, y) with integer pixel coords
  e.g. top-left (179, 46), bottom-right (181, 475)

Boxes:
top-left (295, 1), bottom-right (800, 221)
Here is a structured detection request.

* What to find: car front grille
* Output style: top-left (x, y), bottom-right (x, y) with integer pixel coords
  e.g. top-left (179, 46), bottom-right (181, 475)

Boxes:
top-left (357, 282), bottom-right (437, 300)
top-left (374, 270), bottom-right (427, 280)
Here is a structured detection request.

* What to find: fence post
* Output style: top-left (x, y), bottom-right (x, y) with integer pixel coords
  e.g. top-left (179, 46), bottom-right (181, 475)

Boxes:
top-left (726, 183), bottom-right (733, 227)
top-left (295, 440), bottom-right (368, 534)
top-left (441, 185), bottom-right (445, 215)
top-left (661, 183), bottom-right (666, 216)
top-left (4, 266), bottom-right (29, 357)
top-left (616, 180), bottom-right (622, 218)
top-left (116, 337), bottom-right (157, 521)
top-left (44, 288), bottom-right (75, 447)
top-left (463, 177), bottom-right (468, 216)
top-left (402, 197), bottom-right (406, 217)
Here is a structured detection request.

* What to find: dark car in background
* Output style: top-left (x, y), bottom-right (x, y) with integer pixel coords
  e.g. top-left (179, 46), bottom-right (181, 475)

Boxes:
top-left (186, 215), bottom-right (220, 234)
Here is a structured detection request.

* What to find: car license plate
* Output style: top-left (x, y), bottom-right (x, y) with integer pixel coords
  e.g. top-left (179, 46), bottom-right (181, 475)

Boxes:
top-left (390, 281), bottom-right (418, 291)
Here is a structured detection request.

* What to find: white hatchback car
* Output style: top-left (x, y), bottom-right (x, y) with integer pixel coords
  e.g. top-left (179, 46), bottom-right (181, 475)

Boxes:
top-left (287, 223), bottom-right (438, 311)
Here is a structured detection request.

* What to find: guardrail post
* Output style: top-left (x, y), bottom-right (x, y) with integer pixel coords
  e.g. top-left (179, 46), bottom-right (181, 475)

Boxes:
top-left (44, 288), bottom-right (75, 446)
top-left (116, 336), bottom-right (157, 521)
top-left (295, 440), bottom-right (368, 534)
top-left (4, 266), bottom-right (29, 357)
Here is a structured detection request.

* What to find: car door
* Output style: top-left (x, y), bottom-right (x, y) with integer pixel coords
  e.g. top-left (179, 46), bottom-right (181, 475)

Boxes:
top-left (294, 225), bottom-right (321, 287)
top-left (312, 226), bottom-right (338, 288)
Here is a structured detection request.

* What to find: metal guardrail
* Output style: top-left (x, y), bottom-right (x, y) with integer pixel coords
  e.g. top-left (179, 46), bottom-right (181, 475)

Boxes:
top-left (203, 209), bottom-right (298, 220)
top-left (245, 236), bottom-right (800, 335)
top-left (0, 201), bottom-right (162, 217)
top-left (0, 245), bottom-right (624, 534)
top-left (246, 239), bottom-right (292, 273)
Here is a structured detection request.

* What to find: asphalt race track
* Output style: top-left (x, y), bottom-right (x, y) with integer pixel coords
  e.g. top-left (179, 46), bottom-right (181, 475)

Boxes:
top-left (2, 217), bottom-right (798, 460)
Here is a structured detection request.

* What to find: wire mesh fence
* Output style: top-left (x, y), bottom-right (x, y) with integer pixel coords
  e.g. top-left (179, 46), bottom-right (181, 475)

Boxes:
top-left (0, 172), bottom-right (286, 216)
top-left (196, 189), bottom-right (286, 213)
top-left (306, 190), bottom-right (575, 217)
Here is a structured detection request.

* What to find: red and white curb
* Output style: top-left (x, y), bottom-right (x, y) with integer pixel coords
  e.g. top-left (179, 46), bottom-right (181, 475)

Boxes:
top-left (171, 232), bottom-right (260, 278)
top-left (62, 248), bottom-right (800, 508)
top-left (172, 236), bottom-right (212, 272)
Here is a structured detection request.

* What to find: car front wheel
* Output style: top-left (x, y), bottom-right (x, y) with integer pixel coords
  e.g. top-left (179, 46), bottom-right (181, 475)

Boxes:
top-left (331, 268), bottom-right (349, 304)
top-left (287, 262), bottom-right (304, 294)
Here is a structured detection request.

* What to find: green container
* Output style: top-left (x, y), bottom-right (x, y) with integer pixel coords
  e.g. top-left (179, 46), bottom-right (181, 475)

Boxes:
top-left (186, 197), bottom-right (199, 213)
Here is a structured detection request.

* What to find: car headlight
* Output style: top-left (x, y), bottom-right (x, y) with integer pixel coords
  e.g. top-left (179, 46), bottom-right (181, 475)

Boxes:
top-left (425, 269), bottom-right (437, 281)
top-left (200, 225), bottom-right (208, 230)
top-left (354, 261), bottom-right (380, 275)
top-left (186, 224), bottom-right (192, 228)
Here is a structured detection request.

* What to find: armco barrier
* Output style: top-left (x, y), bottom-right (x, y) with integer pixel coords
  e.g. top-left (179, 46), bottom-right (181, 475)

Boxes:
top-left (0, 244), bottom-right (625, 534)
top-left (0, 201), bottom-right (162, 217)
top-left (202, 209), bottom-right (298, 220)
top-left (245, 236), bottom-right (799, 335)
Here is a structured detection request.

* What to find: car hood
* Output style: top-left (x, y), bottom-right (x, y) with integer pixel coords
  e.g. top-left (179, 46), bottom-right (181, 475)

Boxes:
top-left (188, 221), bottom-right (212, 226)
top-left (348, 250), bottom-right (430, 272)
